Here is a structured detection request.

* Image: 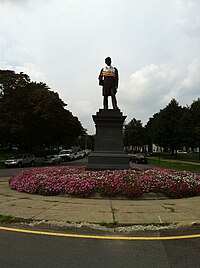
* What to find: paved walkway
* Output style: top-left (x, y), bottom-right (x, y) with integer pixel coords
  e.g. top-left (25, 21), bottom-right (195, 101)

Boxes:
top-left (0, 177), bottom-right (200, 227)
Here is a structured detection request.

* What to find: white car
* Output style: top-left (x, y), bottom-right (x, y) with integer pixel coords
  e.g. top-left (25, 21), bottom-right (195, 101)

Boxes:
top-left (59, 149), bottom-right (75, 161)
top-left (74, 151), bottom-right (85, 160)
top-left (177, 150), bottom-right (187, 154)
top-left (43, 155), bottom-right (61, 165)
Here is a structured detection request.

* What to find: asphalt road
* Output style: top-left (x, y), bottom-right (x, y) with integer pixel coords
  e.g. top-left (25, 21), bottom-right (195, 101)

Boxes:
top-left (1, 159), bottom-right (199, 267)
top-left (0, 158), bottom-right (88, 177)
top-left (0, 157), bottom-right (151, 178)
top-left (0, 227), bottom-right (200, 268)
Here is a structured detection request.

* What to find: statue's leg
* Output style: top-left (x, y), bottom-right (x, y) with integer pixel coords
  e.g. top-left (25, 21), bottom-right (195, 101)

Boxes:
top-left (103, 96), bottom-right (108, 109)
top-left (111, 94), bottom-right (119, 110)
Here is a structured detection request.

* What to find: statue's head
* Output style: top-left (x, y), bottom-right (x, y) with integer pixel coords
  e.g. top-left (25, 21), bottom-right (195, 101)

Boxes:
top-left (105, 57), bottom-right (111, 66)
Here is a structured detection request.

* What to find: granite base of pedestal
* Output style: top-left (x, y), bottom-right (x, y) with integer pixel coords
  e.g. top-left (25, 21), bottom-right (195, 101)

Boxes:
top-left (86, 109), bottom-right (130, 170)
top-left (87, 152), bottom-right (129, 170)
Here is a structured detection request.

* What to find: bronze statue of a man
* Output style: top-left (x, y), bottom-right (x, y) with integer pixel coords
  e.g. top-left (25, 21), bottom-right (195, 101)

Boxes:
top-left (98, 57), bottom-right (119, 110)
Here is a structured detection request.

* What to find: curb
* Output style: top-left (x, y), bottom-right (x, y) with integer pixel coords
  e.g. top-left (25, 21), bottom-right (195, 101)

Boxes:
top-left (1, 223), bottom-right (200, 240)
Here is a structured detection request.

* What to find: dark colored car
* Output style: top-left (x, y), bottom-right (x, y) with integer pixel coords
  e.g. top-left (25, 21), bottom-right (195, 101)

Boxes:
top-left (129, 154), bottom-right (148, 164)
top-left (5, 153), bottom-right (35, 168)
top-left (144, 151), bottom-right (153, 157)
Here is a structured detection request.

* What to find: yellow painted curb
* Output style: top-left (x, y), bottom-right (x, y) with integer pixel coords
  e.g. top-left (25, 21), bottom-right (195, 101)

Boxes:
top-left (1, 226), bottom-right (200, 240)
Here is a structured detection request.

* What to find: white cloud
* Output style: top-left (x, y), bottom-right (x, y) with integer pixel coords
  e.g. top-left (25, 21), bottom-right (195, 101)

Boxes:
top-left (15, 63), bottom-right (46, 82)
top-left (68, 100), bottom-right (95, 133)
top-left (175, 0), bottom-right (200, 38)
top-left (0, 0), bottom-right (200, 133)
top-left (0, 61), bottom-right (46, 82)
top-left (179, 58), bottom-right (200, 100)
top-left (120, 58), bottom-right (200, 125)
top-left (120, 64), bottom-right (178, 115)
top-left (68, 100), bottom-right (94, 120)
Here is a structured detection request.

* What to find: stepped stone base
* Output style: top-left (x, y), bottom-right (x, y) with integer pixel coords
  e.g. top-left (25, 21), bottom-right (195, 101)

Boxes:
top-left (87, 109), bottom-right (129, 170)
top-left (87, 151), bottom-right (129, 170)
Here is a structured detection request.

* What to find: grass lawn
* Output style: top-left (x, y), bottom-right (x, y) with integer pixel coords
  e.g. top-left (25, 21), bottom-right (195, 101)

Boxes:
top-left (148, 158), bottom-right (200, 173)
top-left (152, 152), bottom-right (200, 163)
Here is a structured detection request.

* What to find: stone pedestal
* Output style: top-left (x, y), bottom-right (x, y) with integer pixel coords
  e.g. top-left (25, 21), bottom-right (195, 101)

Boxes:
top-left (87, 109), bottom-right (129, 170)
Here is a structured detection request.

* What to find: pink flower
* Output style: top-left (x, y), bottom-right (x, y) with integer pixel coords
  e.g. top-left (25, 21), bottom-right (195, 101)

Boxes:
top-left (8, 166), bottom-right (200, 198)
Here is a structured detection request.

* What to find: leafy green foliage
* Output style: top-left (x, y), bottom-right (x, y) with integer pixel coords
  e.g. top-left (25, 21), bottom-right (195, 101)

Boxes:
top-left (0, 215), bottom-right (15, 223)
top-left (0, 70), bottom-right (84, 150)
top-left (125, 98), bottom-right (199, 159)
top-left (147, 99), bottom-right (184, 153)
top-left (124, 118), bottom-right (146, 150)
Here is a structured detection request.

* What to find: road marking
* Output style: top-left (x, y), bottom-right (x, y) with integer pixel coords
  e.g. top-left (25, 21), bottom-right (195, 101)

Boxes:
top-left (0, 226), bottom-right (200, 240)
top-left (158, 216), bottom-right (162, 223)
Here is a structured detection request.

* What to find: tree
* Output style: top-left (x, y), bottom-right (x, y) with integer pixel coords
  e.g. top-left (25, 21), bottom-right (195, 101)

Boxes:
top-left (178, 105), bottom-right (194, 150)
top-left (0, 70), bottom-right (84, 151)
top-left (146, 99), bottom-right (184, 155)
top-left (0, 70), bottom-right (30, 99)
top-left (144, 118), bottom-right (154, 153)
top-left (124, 118), bottom-right (146, 152)
top-left (189, 99), bottom-right (200, 159)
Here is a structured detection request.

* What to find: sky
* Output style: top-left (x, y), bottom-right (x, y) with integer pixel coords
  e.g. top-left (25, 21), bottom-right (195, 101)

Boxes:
top-left (1, 0), bottom-right (200, 134)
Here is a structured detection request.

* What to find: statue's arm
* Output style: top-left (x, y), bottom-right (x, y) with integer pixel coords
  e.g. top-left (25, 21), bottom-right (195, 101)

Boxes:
top-left (115, 68), bottom-right (119, 89)
top-left (98, 69), bottom-right (104, 86)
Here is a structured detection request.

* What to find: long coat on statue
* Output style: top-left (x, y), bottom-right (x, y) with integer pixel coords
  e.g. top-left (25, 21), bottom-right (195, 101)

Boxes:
top-left (98, 66), bottom-right (119, 96)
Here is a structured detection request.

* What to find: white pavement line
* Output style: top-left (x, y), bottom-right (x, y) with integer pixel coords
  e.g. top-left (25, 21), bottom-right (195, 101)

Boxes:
top-left (158, 216), bottom-right (162, 223)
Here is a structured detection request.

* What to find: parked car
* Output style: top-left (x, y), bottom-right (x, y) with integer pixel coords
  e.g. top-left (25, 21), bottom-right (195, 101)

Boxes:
top-left (177, 150), bottom-right (187, 154)
top-left (76, 151), bottom-right (85, 159)
top-left (43, 155), bottom-right (61, 165)
top-left (5, 153), bottom-right (35, 168)
top-left (144, 151), bottom-right (153, 157)
top-left (129, 154), bottom-right (148, 164)
top-left (59, 149), bottom-right (75, 161)
top-left (82, 149), bottom-right (91, 156)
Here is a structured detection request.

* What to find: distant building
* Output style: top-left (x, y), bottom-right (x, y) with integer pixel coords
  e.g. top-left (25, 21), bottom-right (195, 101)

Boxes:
top-left (152, 144), bottom-right (163, 153)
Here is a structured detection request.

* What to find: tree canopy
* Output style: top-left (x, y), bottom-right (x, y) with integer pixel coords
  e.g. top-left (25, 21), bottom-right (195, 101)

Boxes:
top-left (146, 99), bottom-right (184, 153)
top-left (124, 98), bottom-right (200, 157)
top-left (123, 118), bottom-right (146, 151)
top-left (0, 70), bottom-right (84, 151)
top-left (179, 98), bottom-right (200, 151)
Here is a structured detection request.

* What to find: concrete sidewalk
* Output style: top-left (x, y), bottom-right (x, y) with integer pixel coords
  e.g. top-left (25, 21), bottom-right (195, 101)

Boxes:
top-left (0, 177), bottom-right (200, 227)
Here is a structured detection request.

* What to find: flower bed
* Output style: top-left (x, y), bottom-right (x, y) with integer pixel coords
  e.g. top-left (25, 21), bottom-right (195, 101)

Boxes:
top-left (9, 166), bottom-right (200, 199)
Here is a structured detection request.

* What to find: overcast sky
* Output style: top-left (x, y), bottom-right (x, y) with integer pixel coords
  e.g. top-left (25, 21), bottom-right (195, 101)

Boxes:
top-left (1, 0), bottom-right (200, 134)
